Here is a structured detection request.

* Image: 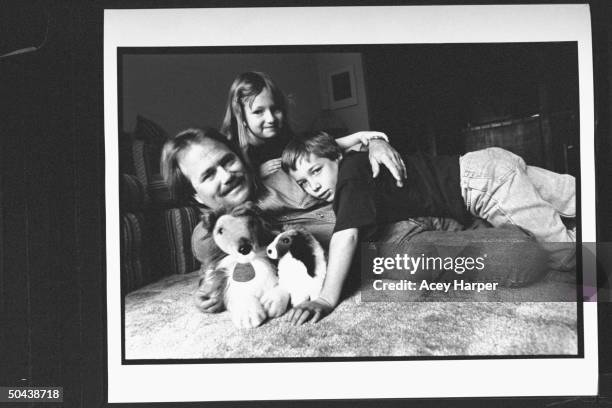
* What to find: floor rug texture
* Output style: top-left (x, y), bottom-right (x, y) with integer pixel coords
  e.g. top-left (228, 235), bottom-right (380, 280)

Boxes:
top-left (125, 271), bottom-right (578, 360)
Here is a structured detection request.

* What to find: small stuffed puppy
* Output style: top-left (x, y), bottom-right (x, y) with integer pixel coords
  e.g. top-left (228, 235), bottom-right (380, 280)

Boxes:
top-left (266, 226), bottom-right (327, 306)
top-left (202, 202), bottom-right (289, 329)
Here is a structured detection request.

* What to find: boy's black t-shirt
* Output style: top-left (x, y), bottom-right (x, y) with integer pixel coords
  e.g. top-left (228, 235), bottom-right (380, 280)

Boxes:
top-left (332, 151), bottom-right (469, 238)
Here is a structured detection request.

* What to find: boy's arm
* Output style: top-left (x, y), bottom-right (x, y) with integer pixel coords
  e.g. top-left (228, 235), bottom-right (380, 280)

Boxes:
top-left (287, 228), bottom-right (359, 325)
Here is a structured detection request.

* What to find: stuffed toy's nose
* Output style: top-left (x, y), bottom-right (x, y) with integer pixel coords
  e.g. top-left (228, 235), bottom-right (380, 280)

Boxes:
top-left (238, 240), bottom-right (252, 255)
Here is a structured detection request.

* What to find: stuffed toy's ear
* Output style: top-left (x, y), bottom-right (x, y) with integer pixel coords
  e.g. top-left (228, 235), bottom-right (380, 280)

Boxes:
top-left (200, 210), bottom-right (218, 234)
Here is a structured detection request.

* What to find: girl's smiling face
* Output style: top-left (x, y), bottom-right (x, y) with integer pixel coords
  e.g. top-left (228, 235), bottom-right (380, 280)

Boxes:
top-left (243, 87), bottom-right (284, 144)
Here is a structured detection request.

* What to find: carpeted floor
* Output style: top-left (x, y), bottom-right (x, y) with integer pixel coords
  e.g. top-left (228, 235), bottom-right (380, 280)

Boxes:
top-left (124, 271), bottom-right (578, 360)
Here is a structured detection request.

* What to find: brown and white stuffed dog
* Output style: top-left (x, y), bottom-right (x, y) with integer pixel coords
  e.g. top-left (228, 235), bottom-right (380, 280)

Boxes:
top-left (266, 226), bottom-right (327, 306)
top-left (199, 202), bottom-right (289, 329)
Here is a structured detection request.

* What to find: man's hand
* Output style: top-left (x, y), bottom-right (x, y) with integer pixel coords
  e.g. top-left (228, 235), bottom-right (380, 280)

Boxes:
top-left (286, 297), bottom-right (334, 325)
top-left (194, 289), bottom-right (224, 313)
top-left (368, 139), bottom-right (407, 188)
top-left (194, 272), bottom-right (226, 313)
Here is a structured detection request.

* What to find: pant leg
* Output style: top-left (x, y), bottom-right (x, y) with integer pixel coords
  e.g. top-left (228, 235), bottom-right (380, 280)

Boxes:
top-left (459, 147), bottom-right (575, 271)
top-left (526, 165), bottom-right (576, 218)
top-left (374, 220), bottom-right (547, 288)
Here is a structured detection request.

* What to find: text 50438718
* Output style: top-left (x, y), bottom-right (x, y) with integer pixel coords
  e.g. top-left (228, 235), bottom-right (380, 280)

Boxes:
top-left (1, 387), bottom-right (63, 402)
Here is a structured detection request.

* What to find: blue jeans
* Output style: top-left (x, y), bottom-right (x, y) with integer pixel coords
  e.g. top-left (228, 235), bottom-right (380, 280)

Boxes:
top-left (375, 220), bottom-right (547, 289)
top-left (459, 147), bottom-right (576, 271)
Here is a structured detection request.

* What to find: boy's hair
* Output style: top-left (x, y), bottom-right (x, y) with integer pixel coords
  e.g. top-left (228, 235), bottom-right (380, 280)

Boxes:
top-left (160, 127), bottom-right (261, 204)
top-left (281, 131), bottom-right (342, 173)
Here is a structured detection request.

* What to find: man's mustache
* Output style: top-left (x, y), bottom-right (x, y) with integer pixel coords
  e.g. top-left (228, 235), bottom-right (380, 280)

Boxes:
top-left (219, 173), bottom-right (246, 197)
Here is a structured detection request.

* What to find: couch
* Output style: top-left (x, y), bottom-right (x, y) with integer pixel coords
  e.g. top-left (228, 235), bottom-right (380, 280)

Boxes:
top-left (120, 115), bottom-right (201, 295)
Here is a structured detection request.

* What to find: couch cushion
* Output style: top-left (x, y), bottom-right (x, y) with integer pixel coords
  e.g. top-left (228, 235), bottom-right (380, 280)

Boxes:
top-left (121, 212), bottom-right (155, 294)
top-left (148, 173), bottom-right (175, 206)
top-left (162, 206), bottom-right (201, 275)
top-left (132, 115), bottom-right (167, 181)
top-left (120, 173), bottom-right (149, 212)
top-left (119, 130), bottom-right (136, 176)
top-left (131, 115), bottom-right (175, 207)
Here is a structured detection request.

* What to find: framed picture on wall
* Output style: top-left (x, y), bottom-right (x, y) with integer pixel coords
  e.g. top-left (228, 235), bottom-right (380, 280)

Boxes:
top-left (328, 65), bottom-right (358, 109)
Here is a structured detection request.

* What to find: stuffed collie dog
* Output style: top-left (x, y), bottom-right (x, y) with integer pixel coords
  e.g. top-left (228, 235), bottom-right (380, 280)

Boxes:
top-left (201, 202), bottom-right (289, 329)
top-left (266, 226), bottom-right (327, 306)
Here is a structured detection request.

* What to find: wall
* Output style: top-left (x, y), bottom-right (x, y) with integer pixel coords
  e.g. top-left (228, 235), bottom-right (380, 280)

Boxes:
top-left (122, 53), bottom-right (325, 136)
top-left (314, 53), bottom-right (370, 134)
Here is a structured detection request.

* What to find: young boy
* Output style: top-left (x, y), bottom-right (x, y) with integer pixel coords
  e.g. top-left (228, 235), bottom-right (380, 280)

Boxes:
top-left (280, 131), bottom-right (576, 325)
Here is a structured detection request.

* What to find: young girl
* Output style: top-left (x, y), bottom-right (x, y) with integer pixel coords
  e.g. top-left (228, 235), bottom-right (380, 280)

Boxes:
top-left (220, 71), bottom-right (406, 183)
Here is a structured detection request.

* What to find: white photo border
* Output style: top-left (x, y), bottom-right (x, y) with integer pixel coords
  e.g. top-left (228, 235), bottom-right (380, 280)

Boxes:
top-left (104, 5), bottom-right (598, 402)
